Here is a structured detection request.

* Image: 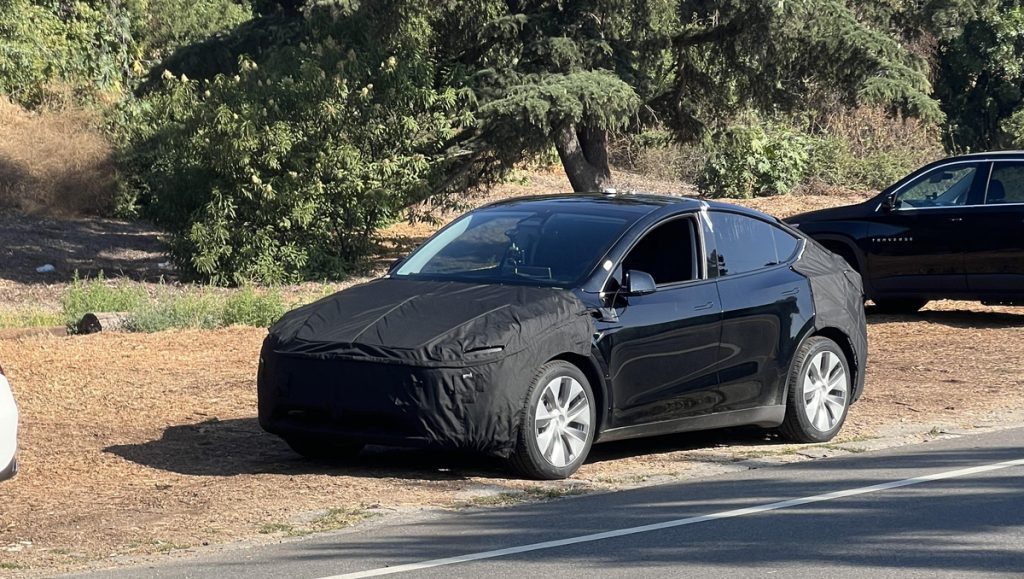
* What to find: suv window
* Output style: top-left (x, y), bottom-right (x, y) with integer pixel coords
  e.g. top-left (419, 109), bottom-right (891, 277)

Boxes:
top-left (710, 212), bottom-right (793, 276)
top-left (986, 162), bottom-right (1024, 204)
top-left (613, 217), bottom-right (698, 288)
top-left (896, 163), bottom-right (981, 208)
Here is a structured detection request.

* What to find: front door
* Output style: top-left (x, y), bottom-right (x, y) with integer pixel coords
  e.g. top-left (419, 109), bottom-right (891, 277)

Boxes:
top-left (594, 216), bottom-right (724, 429)
top-left (867, 162), bottom-right (985, 295)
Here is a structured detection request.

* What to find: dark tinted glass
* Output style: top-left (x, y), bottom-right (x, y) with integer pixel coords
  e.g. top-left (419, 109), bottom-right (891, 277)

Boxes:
top-left (711, 212), bottom-right (787, 276)
top-left (772, 227), bottom-right (801, 262)
top-left (986, 162), bottom-right (1024, 204)
top-left (622, 218), bottom-right (696, 286)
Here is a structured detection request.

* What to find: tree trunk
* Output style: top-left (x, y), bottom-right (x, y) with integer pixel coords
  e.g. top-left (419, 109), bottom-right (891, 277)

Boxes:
top-left (554, 124), bottom-right (613, 192)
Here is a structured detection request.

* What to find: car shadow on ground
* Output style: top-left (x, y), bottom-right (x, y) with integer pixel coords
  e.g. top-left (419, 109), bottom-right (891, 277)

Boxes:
top-left (104, 417), bottom-right (784, 480)
top-left (866, 306), bottom-right (1024, 328)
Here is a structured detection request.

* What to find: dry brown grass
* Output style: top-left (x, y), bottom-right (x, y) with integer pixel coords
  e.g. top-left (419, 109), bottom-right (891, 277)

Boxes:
top-left (0, 301), bottom-right (1022, 574)
top-left (0, 99), bottom-right (116, 216)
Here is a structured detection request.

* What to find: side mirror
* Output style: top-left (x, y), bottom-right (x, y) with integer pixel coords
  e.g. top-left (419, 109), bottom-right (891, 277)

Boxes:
top-left (881, 192), bottom-right (898, 213)
top-left (624, 270), bottom-right (656, 296)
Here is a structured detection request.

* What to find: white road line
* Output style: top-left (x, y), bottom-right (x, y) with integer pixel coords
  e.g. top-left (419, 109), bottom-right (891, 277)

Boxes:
top-left (322, 457), bottom-right (1024, 578)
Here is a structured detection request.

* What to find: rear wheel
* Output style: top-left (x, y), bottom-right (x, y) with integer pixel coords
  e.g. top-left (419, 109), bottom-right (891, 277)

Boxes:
top-left (780, 337), bottom-right (851, 443)
top-left (284, 436), bottom-right (364, 460)
top-left (510, 361), bottom-right (596, 480)
top-left (872, 298), bottom-right (928, 314)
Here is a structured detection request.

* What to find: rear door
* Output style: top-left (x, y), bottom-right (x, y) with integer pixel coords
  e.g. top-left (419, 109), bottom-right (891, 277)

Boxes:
top-left (709, 211), bottom-right (815, 413)
top-left (867, 162), bottom-right (984, 295)
top-left (964, 160), bottom-right (1024, 297)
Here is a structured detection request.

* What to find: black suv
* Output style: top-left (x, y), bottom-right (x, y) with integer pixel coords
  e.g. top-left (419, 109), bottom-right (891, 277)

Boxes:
top-left (787, 152), bottom-right (1024, 312)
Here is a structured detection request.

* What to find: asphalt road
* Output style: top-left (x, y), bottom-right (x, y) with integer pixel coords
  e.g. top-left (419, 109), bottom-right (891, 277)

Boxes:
top-left (71, 428), bottom-right (1024, 579)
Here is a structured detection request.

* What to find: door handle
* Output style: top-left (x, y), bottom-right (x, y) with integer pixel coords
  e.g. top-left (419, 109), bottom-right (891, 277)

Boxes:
top-left (694, 301), bottom-right (715, 311)
top-left (781, 287), bottom-right (800, 296)
top-left (947, 217), bottom-right (963, 223)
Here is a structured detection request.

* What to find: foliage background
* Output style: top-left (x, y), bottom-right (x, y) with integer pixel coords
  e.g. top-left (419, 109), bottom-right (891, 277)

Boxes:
top-left (1, 0), bottom-right (1018, 284)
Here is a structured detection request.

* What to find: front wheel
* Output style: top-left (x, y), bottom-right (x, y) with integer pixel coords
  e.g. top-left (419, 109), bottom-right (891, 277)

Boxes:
top-left (509, 361), bottom-right (596, 480)
top-left (780, 337), bottom-right (851, 443)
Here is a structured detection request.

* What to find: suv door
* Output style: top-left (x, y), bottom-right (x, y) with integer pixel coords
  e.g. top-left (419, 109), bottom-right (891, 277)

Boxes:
top-left (964, 160), bottom-right (1024, 298)
top-left (594, 215), bottom-right (724, 429)
top-left (868, 162), bottom-right (985, 296)
top-left (709, 211), bottom-right (814, 413)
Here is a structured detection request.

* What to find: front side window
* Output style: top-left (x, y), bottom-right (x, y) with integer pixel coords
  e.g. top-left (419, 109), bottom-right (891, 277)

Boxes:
top-left (608, 217), bottom-right (698, 289)
top-left (394, 209), bottom-right (630, 286)
top-left (986, 162), bottom-right (1024, 204)
top-left (895, 164), bottom-right (980, 209)
top-left (710, 212), bottom-right (794, 276)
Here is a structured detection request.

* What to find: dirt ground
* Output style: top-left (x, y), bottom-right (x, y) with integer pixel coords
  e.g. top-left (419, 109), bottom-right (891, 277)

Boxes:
top-left (1, 174), bottom-right (1022, 575)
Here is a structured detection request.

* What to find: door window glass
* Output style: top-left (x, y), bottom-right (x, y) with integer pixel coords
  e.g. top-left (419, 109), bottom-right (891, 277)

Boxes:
top-left (773, 227), bottom-right (802, 262)
top-left (612, 217), bottom-right (698, 288)
top-left (896, 164), bottom-right (980, 208)
top-left (710, 212), bottom-right (788, 276)
top-left (986, 162), bottom-right (1024, 204)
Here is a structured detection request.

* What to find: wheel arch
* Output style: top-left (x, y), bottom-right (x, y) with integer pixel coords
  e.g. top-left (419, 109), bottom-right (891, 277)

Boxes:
top-left (812, 235), bottom-right (864, 274)
top-left (809, 326), bottom-right (862, 402)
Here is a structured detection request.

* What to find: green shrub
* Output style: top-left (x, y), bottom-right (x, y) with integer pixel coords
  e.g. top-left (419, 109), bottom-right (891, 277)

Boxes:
top-left (803, 106), bottom-right (943, 191)
top-left (698, 117), bottom-right (810, 198)
top-left (115, 4), bottom-right (475, 285)
top-left (222, 286), bottom-right (285, 327)
top-left (62, 272), bottom-right (148, 326)
top-left (0, 309), bottom-right (63, 329)
top-left (1001, 107), bottom-right (1024, 148)
top-left (126, 291), bottom-right (222, 332)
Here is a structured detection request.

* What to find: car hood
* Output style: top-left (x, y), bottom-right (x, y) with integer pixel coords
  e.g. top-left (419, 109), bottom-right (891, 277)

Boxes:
top-left (266, 278), bottom-right (591, 365)
top-left (786, 199), bottom-right (877, 224)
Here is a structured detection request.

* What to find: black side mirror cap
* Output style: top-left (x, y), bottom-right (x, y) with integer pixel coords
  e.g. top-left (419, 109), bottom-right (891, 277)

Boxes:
top-left (624, 270), bottom-right (657, 296)
top-left (881, 192), bottom-right (898, 212)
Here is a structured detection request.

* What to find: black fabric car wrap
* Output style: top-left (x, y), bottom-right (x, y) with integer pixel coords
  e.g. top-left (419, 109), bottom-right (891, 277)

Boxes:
top-left (792, 240), bottom-right (869, 400)
top-left (259, 279), bottom-right (595, 456)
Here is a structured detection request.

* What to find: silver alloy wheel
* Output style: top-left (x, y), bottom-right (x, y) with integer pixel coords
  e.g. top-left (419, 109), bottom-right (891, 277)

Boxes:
top-left (534, 375), bottom-right (592, 468)
top-left (802, 350), bottom-right (849, 432)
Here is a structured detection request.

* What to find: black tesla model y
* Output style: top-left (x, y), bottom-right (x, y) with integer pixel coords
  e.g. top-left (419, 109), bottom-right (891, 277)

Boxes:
top-left (258, 194), bottom-right (867, 479)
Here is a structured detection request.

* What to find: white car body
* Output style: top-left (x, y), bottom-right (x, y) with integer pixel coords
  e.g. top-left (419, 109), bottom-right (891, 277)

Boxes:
top-left (0, 371), bottom-right (17, 480)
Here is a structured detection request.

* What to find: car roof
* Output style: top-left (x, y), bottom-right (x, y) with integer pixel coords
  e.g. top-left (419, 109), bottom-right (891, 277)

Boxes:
top-left (480, 193), bottom-right (781, 222)
top-left (937, 151), bottom-right (1024, 162)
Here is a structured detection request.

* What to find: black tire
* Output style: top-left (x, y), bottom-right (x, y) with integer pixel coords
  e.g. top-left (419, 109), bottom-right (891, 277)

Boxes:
top-left (284, 435), bottom-right (364, 460)
top-left (509, 361), bottom-right (596, 480)
top-left (779, 336), bottom-right (851, 443)
top-left (871, 298), bottom-right (927, 314)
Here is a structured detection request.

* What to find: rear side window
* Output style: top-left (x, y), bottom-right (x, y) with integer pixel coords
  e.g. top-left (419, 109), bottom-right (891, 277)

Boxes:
top-left (710, 212), bottom-right (797, 276)
top-left (773, 227), bottom-right (801, 262)
top-left (986, 162), bottom-right (1024, 204)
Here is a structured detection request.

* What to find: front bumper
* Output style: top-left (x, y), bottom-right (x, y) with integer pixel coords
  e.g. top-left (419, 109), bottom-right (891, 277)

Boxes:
top-left (256, 341), bottom-right (532, 457)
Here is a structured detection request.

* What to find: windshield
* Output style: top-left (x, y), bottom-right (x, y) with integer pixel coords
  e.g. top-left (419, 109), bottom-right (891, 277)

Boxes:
top-left (393, 209), bottom-right (631, 286)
